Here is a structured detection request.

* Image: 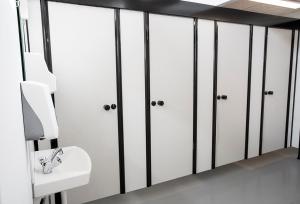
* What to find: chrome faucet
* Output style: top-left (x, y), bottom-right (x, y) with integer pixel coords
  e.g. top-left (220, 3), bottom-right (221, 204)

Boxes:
top-left (39, 148), bottom-right (64, 174)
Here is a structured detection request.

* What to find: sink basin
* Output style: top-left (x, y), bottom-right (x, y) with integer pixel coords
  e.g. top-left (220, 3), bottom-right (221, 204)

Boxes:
top-left (32, 146), bottom-right (91, 198)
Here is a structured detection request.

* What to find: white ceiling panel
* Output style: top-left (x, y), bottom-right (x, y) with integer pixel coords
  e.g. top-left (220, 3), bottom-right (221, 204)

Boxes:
top-left (222, 0), bottom-right (299, 17)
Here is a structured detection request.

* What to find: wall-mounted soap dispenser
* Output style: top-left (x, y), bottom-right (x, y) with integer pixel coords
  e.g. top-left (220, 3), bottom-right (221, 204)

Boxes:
top-left (21, 81), bottom-right (58, 141)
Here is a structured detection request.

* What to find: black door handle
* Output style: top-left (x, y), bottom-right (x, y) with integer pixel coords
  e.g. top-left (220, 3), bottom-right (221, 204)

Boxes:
top-left (151, 101), bottom-right (156, 106)
top-left (103, 104), bottom-right (110, 111)
top-left (221, 95), bottom-right (227, 100)
top-left (264, 91), bottom-right (274, 95)
top-left (217, 95), bottom-right (227, 100)
top-left (157, 100), bottom-right (164, 106)
top-left (111, 104), bottom-right (117, 110)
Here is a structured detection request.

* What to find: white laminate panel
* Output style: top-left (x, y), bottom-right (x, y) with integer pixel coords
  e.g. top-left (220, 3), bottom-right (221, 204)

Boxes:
top-left (197, 19), bottom-right (214, 173)
top-left (248, 26), bottom-right (265, 158)
top-left (27, 0), bottom-right (44, 54)
top-left (292, 33), bottom-right (300, 148)
top-left (120, 10), bottom-right (147, 192)
top-left (263, 28), bottom-right (292, 153)
top-left (216, 22), bottom-right (249, 167)
top-left (48, 3), bottom-right (120, 203)
top-left (149, 14), bottom-right (194, 185)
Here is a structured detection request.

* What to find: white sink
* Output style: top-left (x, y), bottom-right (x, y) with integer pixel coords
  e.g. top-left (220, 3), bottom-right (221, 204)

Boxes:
top-left (32, 146), bottom-right (91, 198)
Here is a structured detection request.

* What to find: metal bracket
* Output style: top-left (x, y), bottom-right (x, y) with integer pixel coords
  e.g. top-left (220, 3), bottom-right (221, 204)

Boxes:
top-left (16, 0), bottom-right (20, 7)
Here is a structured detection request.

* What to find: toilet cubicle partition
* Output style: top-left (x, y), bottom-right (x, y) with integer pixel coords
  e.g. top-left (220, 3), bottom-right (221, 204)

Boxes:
top-left (26, 0), bottom-right (300, 203)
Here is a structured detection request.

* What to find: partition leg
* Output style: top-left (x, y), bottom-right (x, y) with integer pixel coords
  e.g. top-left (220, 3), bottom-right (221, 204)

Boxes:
top-left (298, 134), bottom-right (300, 160)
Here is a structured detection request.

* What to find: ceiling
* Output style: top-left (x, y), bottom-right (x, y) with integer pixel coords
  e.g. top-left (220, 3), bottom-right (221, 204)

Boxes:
top-left (221, 0), bottom-right (300, 18)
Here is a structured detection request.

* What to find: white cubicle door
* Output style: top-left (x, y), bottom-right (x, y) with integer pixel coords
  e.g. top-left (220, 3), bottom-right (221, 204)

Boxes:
top-left (262, 28), bottom-right (292, 153)
top-left (120, 10), bottom-right (147, 192)
top-left (149, 14), bottom-right (194, 184)
top-left (216, 22), bottom-right (249, 167)
top-left (292, 32), bottom-right (300, 148)
top-left (197, 19), bottom-right (214, 173)
top-left (48, 3), bottom-right (120, 203)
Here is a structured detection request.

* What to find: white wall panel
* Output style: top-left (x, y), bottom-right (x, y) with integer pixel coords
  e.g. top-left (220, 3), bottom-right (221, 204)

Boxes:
top-left (27, 0), bottom-right (44, 54)
top-left (120, 10), bottom-right (147, 192)
top-left (197, 19), bottom-right (214, 173)
top-left (149, 14), bottom-right (193, 184)
top-left (292, 35), bottom-right (300, 148)
top-left (0, 0), bottom-right (33, 203)
top-left (248, 26), bottom-right (265, 158)
top-left (263, 28), bottom-right (292, 153)
top-left (216, 22), bottom-right (249, 167)
top-left (48, 3), bottom-right (120, 203)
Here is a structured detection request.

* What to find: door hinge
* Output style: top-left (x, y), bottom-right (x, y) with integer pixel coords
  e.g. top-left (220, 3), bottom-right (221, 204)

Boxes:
top-left (16, 0), bottom-right (20, 8)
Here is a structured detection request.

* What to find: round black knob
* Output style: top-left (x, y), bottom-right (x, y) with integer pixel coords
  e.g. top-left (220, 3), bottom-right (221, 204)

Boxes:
top-left (157, 100), bottom-right (164, 106)
top-left (217, 95), bottom-right (221, 100)
top-left (151, 101), bottom-right (156, 106)
top-left (221, 95), bottom-right (227, 100)
top-left (103, 105), bottom-right (110, 111)
top-left (268, 91), bottom-right (274, 95)
top-left (111, 104), bottom-right (117, 110)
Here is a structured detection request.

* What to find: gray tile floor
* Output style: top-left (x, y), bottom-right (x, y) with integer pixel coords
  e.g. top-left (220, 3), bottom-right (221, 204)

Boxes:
top-left (86, 148), bottom-right (300, 204)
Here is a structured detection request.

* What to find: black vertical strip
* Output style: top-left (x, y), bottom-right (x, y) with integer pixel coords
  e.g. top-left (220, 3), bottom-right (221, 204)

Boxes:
top-left (16, 5), bottom-right (26, 81)
top-left (193, 18), bottom-right (198, 174)
top-left (33, 141), bottom-right (39, 151)
top-left (245, 25), bottom-right (253, 160)
top-left (259, 27), bottom-right (268, 156)
top-left (212, 21), bottom-right (218, 169)
top-left (40, 0), bottom-right (53, 72)
top-left (290, 30), bottom-right (300, 147)
top-left (285, 30), bottom-right (295, 148)
top-left (114, 9), bottom-right (126, 194)
top-left (298, 133), bottom-right (300, 159)
top-left (40, 1), bottom-right (60, 203)
top-left (144, 12), bottom-right (152, 187)
top-left (25, 20), bottom-right (31, 52)
top-left (298, 131), bottom-right (300, 159)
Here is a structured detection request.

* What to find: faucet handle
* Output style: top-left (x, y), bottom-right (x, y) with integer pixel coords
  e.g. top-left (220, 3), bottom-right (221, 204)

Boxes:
top-left (39, 157), bottom-right (48, 167)
top-left (51, 156), bottom-right (62, 168)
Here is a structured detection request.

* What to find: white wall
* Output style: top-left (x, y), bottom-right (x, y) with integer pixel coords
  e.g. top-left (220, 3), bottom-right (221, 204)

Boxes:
top-left (0, 0), bottom-right (33, 203)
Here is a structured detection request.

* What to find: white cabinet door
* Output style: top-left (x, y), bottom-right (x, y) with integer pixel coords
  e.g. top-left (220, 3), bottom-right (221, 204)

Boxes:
top-left (248, 26), bottom-right (265, 158)
top-left (48, 3), bottom-right (120, 203)
top-left (120, 10), bottom-right (147, 192)
top-left (197, 19), bottom-right (214, 173)
top-left (262, 28), bottom-right (292, 153)
top-left (216, 22), bottom-right (249, 167)
top-left (149, 14), bottom-right (193, 185)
